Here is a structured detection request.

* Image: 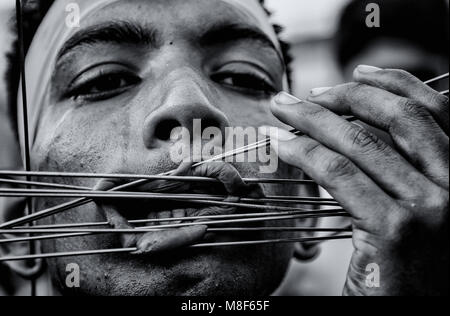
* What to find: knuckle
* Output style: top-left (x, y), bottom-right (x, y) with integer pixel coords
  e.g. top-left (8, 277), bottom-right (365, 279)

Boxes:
top-left (400, 189), bottom-right (449, 233)
top-left (344, 125), bottom-right (386, 153)
top-left (424, 188), bottom-right (449, 213)
top-left (397, 98), bottom-right (429, 119)
top-left (333, 83), bottom-right (365, 104)
top-left (323, 155), bottom-right (356, 179)
top-left (345, 82), bottom-right (366, 97)
top-left (436, 192), bottom-right (450, 225)
top-left (440, 95), bottom-right (449, 109)
top-left (301, 140), bottom-right (322, 161)
top-left (384, 210), bottom-right (416, 243)
top-left (431, 93), bottom-right (449, 111)
top-left (298, 103), bottom-right (329, 120)
top-left (436, 190), bottom-right (450, 209)
top-left (388, 69), bottom-right (415, 82)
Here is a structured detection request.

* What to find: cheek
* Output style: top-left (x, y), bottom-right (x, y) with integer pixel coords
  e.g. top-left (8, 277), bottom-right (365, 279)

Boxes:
top-left (220, 96), bottom-right (276, 127)
top-left (32, 104), bottom-right (133, 173)
top-left (32, 105), bottom-right (135, 230)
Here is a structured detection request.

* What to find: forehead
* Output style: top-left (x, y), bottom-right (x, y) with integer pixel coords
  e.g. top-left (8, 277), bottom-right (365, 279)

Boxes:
top-left (81, 0), bottom-right (268, 39)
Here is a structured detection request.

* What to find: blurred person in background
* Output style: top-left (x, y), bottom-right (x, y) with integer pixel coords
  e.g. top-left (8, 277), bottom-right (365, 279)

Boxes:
top-left (336, 0), bottom-right (449, 88)
top-left (334, 0), bottom-right (449, 147)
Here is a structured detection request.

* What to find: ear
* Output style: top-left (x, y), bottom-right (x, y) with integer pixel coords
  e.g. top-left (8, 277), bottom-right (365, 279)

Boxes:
top-left (292, 174), bottom-right (322, 262)
top-left (0, 115), bottom-right (44, 278)
top-left (0, 113), bottom-right (22, 169)
top-left (0, 196), bottom-right (44, 279)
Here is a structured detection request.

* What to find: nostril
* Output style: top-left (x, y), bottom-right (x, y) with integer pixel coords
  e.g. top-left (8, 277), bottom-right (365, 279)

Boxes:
top-left (154, 119), bottom-right (181, 141)
top-left (202, 118), bottom-right (221, 130)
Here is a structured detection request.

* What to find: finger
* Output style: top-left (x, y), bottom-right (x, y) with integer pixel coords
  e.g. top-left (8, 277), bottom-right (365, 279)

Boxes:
top-left (271, 133), bottom-right (399, 228)
top-left (270, 96), bottom-right (437, 200)
top-left (134, 225), bottom-right (207, 254)
top-left (124, 162), bottom-right (196, 194)
top-left (353, 66), bottom-right (449, 132)
top-left (307, 85), bottom-right (449, 188)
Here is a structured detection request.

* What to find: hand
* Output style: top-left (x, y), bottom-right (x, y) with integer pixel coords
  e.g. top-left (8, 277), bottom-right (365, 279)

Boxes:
top-left (270, 66), bottom-right (449, 296)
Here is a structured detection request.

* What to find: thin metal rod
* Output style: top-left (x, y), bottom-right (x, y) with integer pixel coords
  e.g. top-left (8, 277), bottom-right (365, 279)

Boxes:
top-left (0, 178), bottom-right (91, 190)
top-left (14, 0), bottom-right (31, 185)
top-left (0, 232), bottom-right (91, 244)
top-left (0, 211), bottom-right (348, 234)
top-left (191, 234), bottom-right (352, 248)
top-left (424, 72), bottom-right (449, 85)
top-left (0, 188), bottom-right (340, 211)
top-left (0, 235), bottom-right (352, 262)
top-left (0, 227), bottom-right (353, 245)
top-left (0, 171), bottom-right (316, 186)
top-left (209, 227), bottom-right (352, 232)
top-left (0, 187), bottom-right (339, 207)
top-left (440, 89), bottom-right (449, 95)
top-left (15, 0), bottom-right (36, 296)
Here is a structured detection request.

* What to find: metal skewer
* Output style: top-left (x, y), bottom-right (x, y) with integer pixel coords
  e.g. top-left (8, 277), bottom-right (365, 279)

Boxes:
top-left (0, 227), bottom-right (352, 245)
top-left (0, 171), bottom-right (316, 186)
top-left (0, 210), bottom-right (347, 234)
top-left (0, 235), bottom-right (353, 262)
top-left (0, 187), bottom-right (339, 207)
top-left (424, 72), bottom-right (449, 85)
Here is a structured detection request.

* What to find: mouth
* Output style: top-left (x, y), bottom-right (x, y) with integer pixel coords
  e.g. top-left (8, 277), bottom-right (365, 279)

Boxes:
top-left (95, 162), bottom-right (264, 255)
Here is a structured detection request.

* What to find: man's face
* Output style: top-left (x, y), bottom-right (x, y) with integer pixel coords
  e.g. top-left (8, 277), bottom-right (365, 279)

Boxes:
top-left (31, 0), bottom-right (302, 295)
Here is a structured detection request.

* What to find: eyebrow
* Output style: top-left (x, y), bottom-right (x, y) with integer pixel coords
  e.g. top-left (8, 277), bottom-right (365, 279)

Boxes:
top-left (57, 20), bottom-right (284, 69)
top-left (57, 20), bottom-right (160, 60)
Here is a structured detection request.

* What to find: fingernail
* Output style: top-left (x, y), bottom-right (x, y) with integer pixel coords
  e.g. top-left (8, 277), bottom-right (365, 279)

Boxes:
top-left (275, 129), bottom-right (298, 141)
top-left (357, 65), bottom-right (382, 73)
top-left (310, 87), bottom-right (332, 97)
top-left (274, 91), bottom-right (302, 105)
top-left (260, 126), bottom-right (297, 142)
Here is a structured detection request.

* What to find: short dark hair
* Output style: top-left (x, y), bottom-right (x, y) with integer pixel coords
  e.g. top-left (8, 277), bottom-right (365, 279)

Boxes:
top-left (336, 0), bottom-right (449, 68)
top-left (4, 0), bottom-right (292, 136)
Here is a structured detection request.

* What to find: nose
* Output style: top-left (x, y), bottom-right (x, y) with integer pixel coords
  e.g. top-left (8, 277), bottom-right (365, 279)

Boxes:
top-left (143, 72), bottom-right (230, 149)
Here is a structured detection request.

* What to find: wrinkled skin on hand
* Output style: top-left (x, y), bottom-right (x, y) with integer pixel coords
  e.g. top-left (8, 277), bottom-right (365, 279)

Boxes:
top-left (271, 67), bottom-right (449, 296)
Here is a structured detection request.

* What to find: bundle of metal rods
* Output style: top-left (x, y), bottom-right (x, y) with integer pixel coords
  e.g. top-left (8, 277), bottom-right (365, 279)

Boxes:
top-left (0, 170), bottom-right (351, 262)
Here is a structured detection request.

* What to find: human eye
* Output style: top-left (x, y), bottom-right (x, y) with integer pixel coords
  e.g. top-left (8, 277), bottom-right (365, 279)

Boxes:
top-left (65, 63), bottom-right (141, 101)
top-left (211, 62), bottom-right (277, 97)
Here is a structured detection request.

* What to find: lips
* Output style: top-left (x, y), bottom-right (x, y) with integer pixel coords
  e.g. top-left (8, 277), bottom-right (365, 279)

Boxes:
top-left (94, 162), bottom-right (264, 254)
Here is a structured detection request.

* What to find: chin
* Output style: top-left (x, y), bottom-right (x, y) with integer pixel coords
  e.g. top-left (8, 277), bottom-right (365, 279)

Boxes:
top-left (48, 240), bottom-right (293, 296)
